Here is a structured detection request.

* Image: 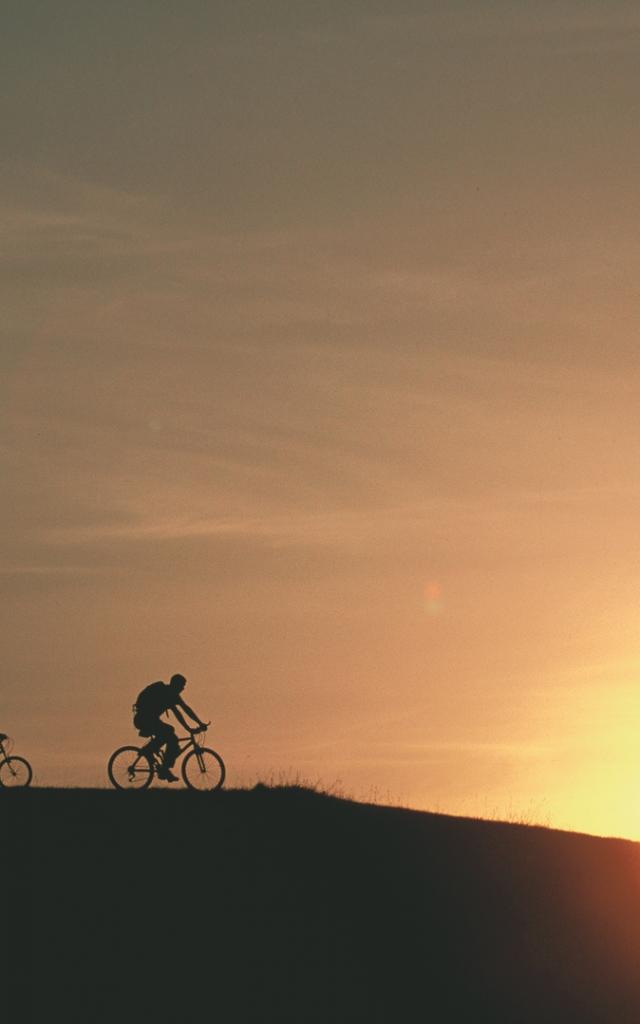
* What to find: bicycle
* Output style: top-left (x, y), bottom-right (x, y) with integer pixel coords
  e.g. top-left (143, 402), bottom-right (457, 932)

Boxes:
top-left (107, 724), bottom-right (225, 791)
top-left (0, 734), bottom-right (33, 788)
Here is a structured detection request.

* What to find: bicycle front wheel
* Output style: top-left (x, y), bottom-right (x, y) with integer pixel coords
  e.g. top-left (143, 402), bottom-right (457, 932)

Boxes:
top-left (0, 756), bottom-right (32, 788)
top-left (108, 746), bottom-right (153, 790)
top-left (182, 748), bottom-right (225, 791)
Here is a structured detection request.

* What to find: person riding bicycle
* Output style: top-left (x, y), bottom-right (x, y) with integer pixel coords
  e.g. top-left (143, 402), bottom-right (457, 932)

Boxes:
top-left (133, 674), bottom-right (206, 782)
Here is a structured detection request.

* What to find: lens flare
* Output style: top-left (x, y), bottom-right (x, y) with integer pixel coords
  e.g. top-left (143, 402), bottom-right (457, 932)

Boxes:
top-left (424, 581), bottom-right (443, 615)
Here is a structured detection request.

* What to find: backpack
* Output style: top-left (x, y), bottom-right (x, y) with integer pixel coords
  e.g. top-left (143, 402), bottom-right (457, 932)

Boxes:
top-left (134, 680), bottom-right (167, 716)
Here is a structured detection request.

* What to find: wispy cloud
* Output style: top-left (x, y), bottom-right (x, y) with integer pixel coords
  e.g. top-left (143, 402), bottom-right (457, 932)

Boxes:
top-left (0, 564), bottom-right (126, 577)
top-left (290, 738), bottom-right (552, 763)
top-left (42, 501), bottom-right (449, 548)
top-left (364, 5), bottom-right (640, 44)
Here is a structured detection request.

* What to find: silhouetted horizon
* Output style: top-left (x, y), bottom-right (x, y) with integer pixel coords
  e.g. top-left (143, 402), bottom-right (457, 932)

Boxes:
top-left (7, 784), bottom-right (640, 1022)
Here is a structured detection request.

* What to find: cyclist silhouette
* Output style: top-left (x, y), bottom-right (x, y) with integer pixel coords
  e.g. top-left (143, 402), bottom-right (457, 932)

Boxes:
top-left (133, 674), bottom-right (206, 782)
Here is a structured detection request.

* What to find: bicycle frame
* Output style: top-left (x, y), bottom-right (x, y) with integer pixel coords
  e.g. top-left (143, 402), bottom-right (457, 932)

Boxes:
top-left (135, 732), bottom-right (206, 773)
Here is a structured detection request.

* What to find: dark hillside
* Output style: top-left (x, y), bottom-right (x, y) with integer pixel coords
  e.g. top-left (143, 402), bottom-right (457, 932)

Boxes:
top-left (5, 787), bottom-right (640, 1022)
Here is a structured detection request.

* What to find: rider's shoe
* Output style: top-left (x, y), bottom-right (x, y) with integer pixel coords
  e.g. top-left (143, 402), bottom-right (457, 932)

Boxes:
top-left (157, 768), bottom-right (179, 782)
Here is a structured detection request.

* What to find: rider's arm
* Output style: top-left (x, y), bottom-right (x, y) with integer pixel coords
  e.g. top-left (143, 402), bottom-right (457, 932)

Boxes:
top-left (176, 697), bottom-right (206, 729)
top-left (171, 706), bottom-right (191, 730)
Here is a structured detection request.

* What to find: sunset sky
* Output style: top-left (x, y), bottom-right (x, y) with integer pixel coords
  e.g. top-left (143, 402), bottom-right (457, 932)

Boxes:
top-left (3, 1), bottom-right (640, 837)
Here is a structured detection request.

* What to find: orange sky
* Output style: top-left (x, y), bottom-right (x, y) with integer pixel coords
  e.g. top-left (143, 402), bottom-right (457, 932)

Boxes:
top-left (3, 2), bottom-right (640, 838)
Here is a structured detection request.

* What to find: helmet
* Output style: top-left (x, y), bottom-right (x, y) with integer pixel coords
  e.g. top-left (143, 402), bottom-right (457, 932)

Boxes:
top-left (169, 673), bottom-right (186, 690)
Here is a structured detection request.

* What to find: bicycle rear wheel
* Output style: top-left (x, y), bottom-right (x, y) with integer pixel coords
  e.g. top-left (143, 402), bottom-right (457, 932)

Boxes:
top-left (108, 746), bottom-right (153, 790)
top-left (182, 747), bottom-right (225, 791)
top-left (0, 756), bottom-right (32, 788)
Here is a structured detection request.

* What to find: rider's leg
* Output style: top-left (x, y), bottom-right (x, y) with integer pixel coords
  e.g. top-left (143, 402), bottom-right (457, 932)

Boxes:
top-left (137, 718), bottom-right (163, 759)
top-left (139, 737), bottom-right (159, 758)
top-left (155, 722), bottom-right (179, 769)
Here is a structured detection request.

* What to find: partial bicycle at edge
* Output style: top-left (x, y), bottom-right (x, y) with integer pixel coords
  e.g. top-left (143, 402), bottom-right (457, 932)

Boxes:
top-left (0, 734), bottom-right (33, 788)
